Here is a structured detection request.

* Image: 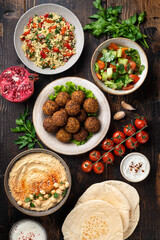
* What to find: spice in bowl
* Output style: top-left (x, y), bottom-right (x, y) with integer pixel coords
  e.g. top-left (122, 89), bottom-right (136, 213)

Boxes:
top-left (120, 152), bottom-right (150, 182)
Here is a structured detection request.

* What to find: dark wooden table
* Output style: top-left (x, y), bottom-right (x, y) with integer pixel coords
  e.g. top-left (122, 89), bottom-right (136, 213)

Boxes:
top-left (0, 0), bottom-right (160, 239)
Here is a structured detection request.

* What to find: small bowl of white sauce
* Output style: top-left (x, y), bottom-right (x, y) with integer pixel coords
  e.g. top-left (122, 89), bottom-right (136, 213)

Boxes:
top-left (9, 219), bottom-right (47, 240)
top-left (120, 152), bottom-right (150, 182)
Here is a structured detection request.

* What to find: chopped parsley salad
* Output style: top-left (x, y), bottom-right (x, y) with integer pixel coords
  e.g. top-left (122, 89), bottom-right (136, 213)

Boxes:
top-left (20, 13), bottom-right (76, 69)
top-left (94, 42), bottom-right (145, 90)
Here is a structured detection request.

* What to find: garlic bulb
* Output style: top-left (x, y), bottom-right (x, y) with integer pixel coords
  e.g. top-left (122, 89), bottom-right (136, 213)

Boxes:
top-left (113, 111), bottom-right (125, 120)
top-left (121, 101), bottom-right (136, 111)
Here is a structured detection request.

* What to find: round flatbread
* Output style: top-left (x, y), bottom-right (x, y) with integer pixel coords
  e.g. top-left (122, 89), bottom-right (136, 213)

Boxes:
top-left (62, 200), bottom-right (123, 240)
top-left (107, 180), bottom-right (140, 239)
top-left (76, 182), bottom-right (130, 232)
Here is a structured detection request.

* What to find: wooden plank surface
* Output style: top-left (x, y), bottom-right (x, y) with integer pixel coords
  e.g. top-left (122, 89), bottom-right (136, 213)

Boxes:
top-left (0, 0), bottom-right (160, 239)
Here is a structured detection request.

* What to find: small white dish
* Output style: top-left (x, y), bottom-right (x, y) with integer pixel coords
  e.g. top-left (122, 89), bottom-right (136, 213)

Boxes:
top-left (120, 152), bottom-right (150, 182)
top-left (91, 38), bottom-right (148, 95)
top-left (33, 77), bottom-right (111, 155)
top-left (14, 3), bottom-right (84, 75)
top-left (9, 219), bottom-right (47, 240)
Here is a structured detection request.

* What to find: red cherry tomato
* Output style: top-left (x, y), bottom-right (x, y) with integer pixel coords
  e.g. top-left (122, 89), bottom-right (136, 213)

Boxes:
top-left (136, 131), bottom-right (149, 144)
top-left (113, 131), bottom-right (126, 144)
top-left (114, 144), bottom-right (126, 156)
top-left (102, 152), bottom-right (114, 164)
top-left (102, 139), bottom-right (114, 151)
top-left (122, 84), bottom-right (134, 90)
top-left (125, 137), bottom-right (138, 149)
top-left (129, 74), bottom-right (140, 84)
top-left (81, 160), bottom-right (92, 173)
top-left (93, 162), bottom-right (104, 174)
top-left (53, 47), bottom-right (59, 52)
top-left (135, 117), bottom-right (147, 129)
top-left (123, 124), bottom-right (136, 136)
top-left (89, 150), bottom-right (101, 162)
top-left (128, 60), bottom-right (136, 70)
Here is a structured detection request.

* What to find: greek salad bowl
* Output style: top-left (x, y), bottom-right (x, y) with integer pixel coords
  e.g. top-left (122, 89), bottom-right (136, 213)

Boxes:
top-left (91, 38), bottom-right (148, 95)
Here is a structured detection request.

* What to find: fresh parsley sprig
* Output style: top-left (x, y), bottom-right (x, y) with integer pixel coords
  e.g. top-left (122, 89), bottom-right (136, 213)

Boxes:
top-left (83, 0), bottom-right (149, 48)
top-left (11, 108), bottom-right (43, 149)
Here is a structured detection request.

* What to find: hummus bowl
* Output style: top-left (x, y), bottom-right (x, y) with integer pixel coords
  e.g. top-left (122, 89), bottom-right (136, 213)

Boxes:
top-left (4, 148), bottom-right (71, 217)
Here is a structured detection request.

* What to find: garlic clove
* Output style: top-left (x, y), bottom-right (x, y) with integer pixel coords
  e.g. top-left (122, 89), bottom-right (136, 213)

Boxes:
top-left (121, 101), bottom-right (136, 111)
top-left (113, 111), bottom-right (125, 120)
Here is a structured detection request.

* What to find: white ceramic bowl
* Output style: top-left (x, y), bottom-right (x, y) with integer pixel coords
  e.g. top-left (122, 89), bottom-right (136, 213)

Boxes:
top-left (33, 77), bottom-right (111, 155)
top-left (120, 152), bottom-right (150, 182)
top-left (14, 4), bottom-right (84, 75)
top-left (91, 38), bottom-right (148, 95)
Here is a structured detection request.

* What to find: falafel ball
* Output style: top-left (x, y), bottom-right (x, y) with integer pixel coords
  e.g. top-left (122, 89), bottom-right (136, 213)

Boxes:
top-left (71, 90), bottom-right (86, 105)
top-left (43, 100), bottom-right (59, 116)
top-left (83, 98), bottom-right (99, 114)
top-left (55, 92), bottom-right (70, 107)
top-left (73, 127), bottom-right (88, 142)
top-left (52, 110), bottom-right (68, 127)
top-left (76, 109), bottom-right (87, 123)
top-left (65, 100), bottom-right (81, 116)
top-left (84, 117), bottom-right (100, 133)
top-left (56, 128), bottom-right (72, 143)
top-left (65, 117), bottom-right (80, 133)
top-left (43, 117), bottom-right (58, 133)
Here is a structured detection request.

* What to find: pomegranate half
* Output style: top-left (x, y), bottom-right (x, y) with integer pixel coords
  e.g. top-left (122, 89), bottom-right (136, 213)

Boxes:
top-left (0, 66), bottom-right (38, 103)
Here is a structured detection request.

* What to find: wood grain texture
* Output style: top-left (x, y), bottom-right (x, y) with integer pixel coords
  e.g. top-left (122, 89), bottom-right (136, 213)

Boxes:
top-left (0, 0), bottom-right (160, 239)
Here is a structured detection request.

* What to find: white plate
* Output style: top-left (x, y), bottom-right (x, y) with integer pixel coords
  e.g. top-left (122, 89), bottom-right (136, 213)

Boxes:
top-left (33, 77), bottom-right (111, 155)
top-left (14, 4), bottom-right (84, 75)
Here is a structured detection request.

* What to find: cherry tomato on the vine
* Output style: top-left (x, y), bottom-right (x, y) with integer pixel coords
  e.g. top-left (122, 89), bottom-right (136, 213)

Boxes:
top-left (125, 137), bottom-right (138, 149)
top-left (135, 117), bottom-right (147, 129)
top-left (113, 131), bottom-right (125, 144)
top-left (114, 144), bottom-right (126, 156)
top-left (123, 124), bottom-right (136, 136)
top-left (102, 139), bottom-right (114, 151)
top-left (136, 131), bottom-right (149, 144)
top-left (81, 160), bottom-right (92, 173)
top-left (93, 162), bottom-right (104, 174)
top-left (102, 152), bottom-right (114, 164)
top-left (89, 150), bottom-right (101, 162)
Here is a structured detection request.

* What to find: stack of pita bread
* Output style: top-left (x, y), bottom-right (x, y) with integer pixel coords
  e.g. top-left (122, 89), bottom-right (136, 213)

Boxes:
top-left (62, 180), bottom-right (140, 240)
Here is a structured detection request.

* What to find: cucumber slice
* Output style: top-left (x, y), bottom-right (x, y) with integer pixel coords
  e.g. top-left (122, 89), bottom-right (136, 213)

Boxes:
top-left (101, 49), bottom-right (108, 55)
top-left (102, 72), bottom-right (108, 81)
top-left (118, 58), bottom-right (128, 65)
top-left (111, 50), bottom-right (117, 57)
top-left (107, 68), bottom-right (113, 79)
top-left (117, 49), bottom-right (122, 58)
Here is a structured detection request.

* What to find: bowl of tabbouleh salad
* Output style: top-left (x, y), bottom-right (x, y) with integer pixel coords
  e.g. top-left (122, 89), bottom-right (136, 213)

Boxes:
top-left (14, 4), bottom-right (84, 75)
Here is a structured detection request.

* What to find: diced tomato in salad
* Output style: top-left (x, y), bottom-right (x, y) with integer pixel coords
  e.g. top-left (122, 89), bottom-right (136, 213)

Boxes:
top-left (94, 42), bottom-right (145, 90)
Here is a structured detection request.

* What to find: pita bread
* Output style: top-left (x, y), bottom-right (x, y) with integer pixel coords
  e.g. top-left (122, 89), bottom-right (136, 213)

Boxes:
top-left (62, 200), bottom-right (123, 240)
top-left (76, 182), bottom-right (130, 232)
top-left (107, 180), bottom-right (140, 239)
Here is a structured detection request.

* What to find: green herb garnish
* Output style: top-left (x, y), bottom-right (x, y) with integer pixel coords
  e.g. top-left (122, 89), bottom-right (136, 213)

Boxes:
top-left (71, 132), bottom-right (93, 146)
top-left (25, 198), bottom-right (31, 203)
top-left (62, 189), bottom-right (68, 197)
top-left (11, 108), bottom-right (43, 149)
top-left (30, 202), bottom-right (35, 207)
top-left (53, 193), bottom-right (59, 198)
top-left (83, 0), bottom-right (149, 48)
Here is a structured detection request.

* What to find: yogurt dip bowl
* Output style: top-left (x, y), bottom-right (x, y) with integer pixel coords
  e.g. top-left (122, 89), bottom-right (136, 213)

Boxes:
top-left (9, 219), bottom-right (47, 240)
top-left (120, 152), bottom-right (150, 182)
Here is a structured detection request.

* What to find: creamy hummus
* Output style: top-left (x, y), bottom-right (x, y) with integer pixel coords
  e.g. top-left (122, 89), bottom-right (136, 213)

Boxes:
top-left (8, 153), bottom-right (69, 211)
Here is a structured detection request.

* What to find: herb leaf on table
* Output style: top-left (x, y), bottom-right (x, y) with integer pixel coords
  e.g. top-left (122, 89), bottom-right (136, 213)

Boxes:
top-left (11, 108), bottom-right (43, 149)
top-left (83, 0), bottom-right (149, 48)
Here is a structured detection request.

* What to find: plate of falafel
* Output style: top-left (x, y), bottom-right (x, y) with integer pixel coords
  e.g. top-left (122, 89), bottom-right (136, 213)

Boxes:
top-left (33, 77), bottom-right (111, 155)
